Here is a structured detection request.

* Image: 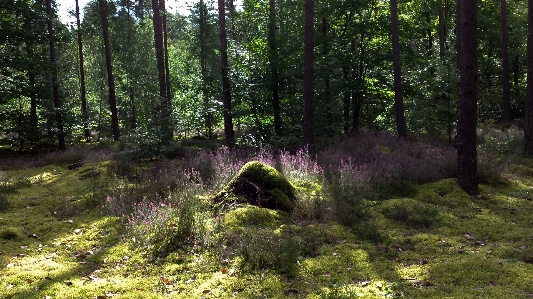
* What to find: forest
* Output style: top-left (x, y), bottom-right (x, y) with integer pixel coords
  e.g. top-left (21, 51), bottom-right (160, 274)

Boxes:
top-left (2, 0), bottom-right (533, 298)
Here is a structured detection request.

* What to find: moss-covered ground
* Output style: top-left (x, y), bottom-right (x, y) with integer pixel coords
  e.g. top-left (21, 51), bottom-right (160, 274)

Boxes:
top-left (2, 141), bottom-right (533, 298)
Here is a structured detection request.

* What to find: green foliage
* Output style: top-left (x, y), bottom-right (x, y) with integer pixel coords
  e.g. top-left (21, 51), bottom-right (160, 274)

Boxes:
top-left (379, 198), bottom-right (440, 228)
top-left (229, 227), bottom-right (301, 274)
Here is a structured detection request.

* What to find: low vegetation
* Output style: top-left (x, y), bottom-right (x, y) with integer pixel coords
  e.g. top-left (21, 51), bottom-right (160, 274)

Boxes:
top-left (1, 127), bottom-right (533, 298)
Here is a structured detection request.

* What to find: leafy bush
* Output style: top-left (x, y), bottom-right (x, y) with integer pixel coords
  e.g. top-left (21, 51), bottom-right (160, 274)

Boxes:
top-left (125, 190), bottom-right (204, 258)
top-left (230, 227), bottom-right (301, 274)
top-left (379, 198), bottom-right (440, 228)
top-left (0, 193), bottom-right (9, 211)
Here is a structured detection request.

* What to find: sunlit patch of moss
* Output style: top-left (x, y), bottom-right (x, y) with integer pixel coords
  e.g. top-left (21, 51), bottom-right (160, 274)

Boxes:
top-left (222, 205), bottom-right (283, 229)
top-left (298, 244), bottom-right (377, 285)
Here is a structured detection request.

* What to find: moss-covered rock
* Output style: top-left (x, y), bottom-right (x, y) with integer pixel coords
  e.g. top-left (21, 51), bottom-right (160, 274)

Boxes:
top-left (215, 161), bottom-right (296, 212)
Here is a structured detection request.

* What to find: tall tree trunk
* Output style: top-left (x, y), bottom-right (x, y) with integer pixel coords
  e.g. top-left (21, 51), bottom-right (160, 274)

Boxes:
top-left (390, 0), bottom-right (407, 139)
top-left (457, 0), bottom-right (478, 194)
top-left (27, 45), bottom-right (38, 130)
top-left (161, 0), bottom-right (171, 105)
top-left (303, 0), bottom-right (314, 153)
top-left (343, 64), bottom-right (350, 134)
top-left (456, 0), bottom-right (462, 70)
top-left (269, 0), bottom-right (281, 135)
top-left (99, 0), bottom-right (120, 141)
top-left (199, 0), bottom-right (212, 138)
top-left (126, 0), bottom-right (136, 130)
top-left (524, 0), bottom-right (533, 156)
top-left (351, 40), bottom-right (360, 133)
top-left (46, 0), bottom-right (65, 149)
top-left (501, 0), bottom-right (511, 123)
top-left (219, 0), bottom-right (235, 146)
top-left (76, 0), bottom-right (90, 141)
top-left (322, 17), bottom-right (332, 134)
top-left (152, 0), bottom-right (171, 143)
top-left (438, 0), bottom-right (446, 61)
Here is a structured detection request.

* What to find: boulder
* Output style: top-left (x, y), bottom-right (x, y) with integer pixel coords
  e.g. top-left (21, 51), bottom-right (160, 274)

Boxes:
top-left (215, 161), bottom-right (296, 212)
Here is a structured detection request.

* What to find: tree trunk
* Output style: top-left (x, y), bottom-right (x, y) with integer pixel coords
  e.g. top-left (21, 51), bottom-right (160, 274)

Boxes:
top-left (126, 0), bottom-right (136, 130)
top-left (219, 0), bottom-right (235, 146)
top-left (322, 17), bottom-right (332, 134)
top-left (501, 0), bottom-right (511, 123)
top-left (46, 0), bottom-right (65, 149)
top-left (162, 0), bottom-right (172, 142)
top-left (438, 0), bottom-right (446, 61)
top-left (343, 64), bottom-right (350, 134)
top-left (524, 0), bottom-right (533, 157)
top-left (27, 45), bottom-right (38, 131)
top-left (390, 0), bottom-right (407, 139)
top-left (269, 0), bottom-right (281, 135)
top-left (456, 0), bottom-right (462, 70)
top-left (457, 0), bottom-right (479, 195)
top-left (76, 0), bottom-right (90, 141)
top-left (99, 0), bottom-right (120, 141)
top-left (303, 0), bottom-right (314, 153)
top-left (152, 0), bottom-right (171, 143)
top-left (199, 0), bottom-right (212, 138)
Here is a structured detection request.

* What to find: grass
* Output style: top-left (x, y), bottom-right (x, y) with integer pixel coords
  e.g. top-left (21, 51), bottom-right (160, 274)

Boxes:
top-left (1, 129), bottom-right (533, 298)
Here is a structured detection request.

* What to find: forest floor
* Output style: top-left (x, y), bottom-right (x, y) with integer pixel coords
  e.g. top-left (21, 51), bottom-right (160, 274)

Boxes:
top-left (1, 129), bottom-right (533, 298)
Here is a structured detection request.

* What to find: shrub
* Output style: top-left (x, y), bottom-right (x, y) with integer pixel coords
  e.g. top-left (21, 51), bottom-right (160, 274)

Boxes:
top-left (125, 191), bottom-right (203, 258)
top-left (379, 198), bottom-right (440, 228)
top-left (230, 227), bottom-right (301, 274)
top-left (0, 193), bottom-right (9, 211)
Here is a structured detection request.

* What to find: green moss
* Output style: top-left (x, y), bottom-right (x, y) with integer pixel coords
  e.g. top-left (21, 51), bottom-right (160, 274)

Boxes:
top-left (0, 227), bottom-right (25, 240)
top-left (222, 205), bottom-right (282, 229)
top-left (379, 198), bottom-right (440, 228)
top-left (509, 164), bottom-right (533, 176)
top-left (414, 178), bottom-right (473, 207)
top-left (216, 161), bottom-right (296, 211)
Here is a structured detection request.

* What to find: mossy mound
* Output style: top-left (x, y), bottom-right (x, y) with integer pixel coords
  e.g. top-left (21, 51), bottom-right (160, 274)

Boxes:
top-left (223, 206), bottom-right (282, 229)
top-left (414, 178), bottom-right (473, 207)
top-left (215, 161), bottom-right (296, 212)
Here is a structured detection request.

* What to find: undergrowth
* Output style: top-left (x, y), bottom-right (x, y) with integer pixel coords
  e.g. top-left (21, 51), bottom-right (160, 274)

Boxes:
top-left (1, 128), bottom-right (533, 298)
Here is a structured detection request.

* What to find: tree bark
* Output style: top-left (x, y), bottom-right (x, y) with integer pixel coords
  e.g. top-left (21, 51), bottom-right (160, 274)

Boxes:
top-left (99, 0), bottom-right (120, 141)
top-left (27, 45), bottom-right (38, 131)
top-left (343, 64), bottom-right (350, 134)
top-left (46, 0), bottom-right (65, 148)
top-left (76, 0), bottom-right (90, 141)
top-left (456, 0), bottom-right (462, 71)
top-left (219, 0), bottom-right (235, 146)
top-left (524, 0), bottom-right (533, 156)
top-left (457, 0), bottom-right (479, 194)
top-left (161, 0), bottom-right (171, 107)
top-left (438, 0), bottom-right (446, 61)
top-left (152, 0), bottom-right (171, 143)
top-left (199, 0), bottom-right (212, 138)
top-left (269, 0), bottom-right (281, 136)
top-left (501, 0), bottom-right (511, 123)
top-left (390, 0), bottom-right (407, 139)
top-left (303, 0), bottom-right (315, 153)
top-left (322, 17), bottom-right (332, 134)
